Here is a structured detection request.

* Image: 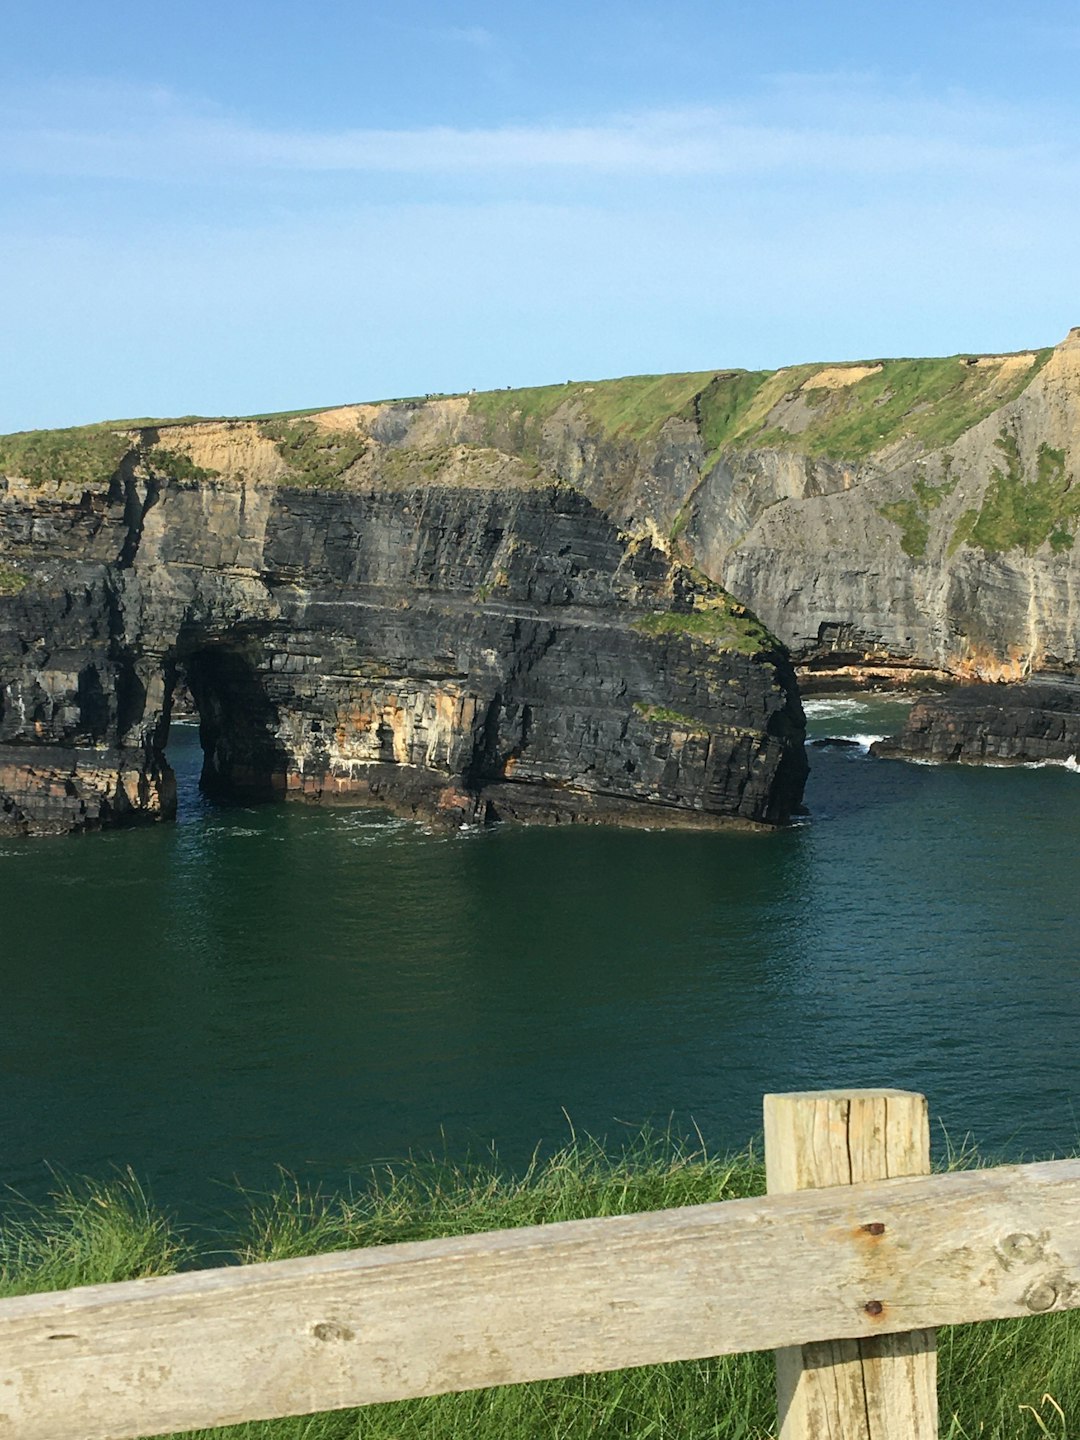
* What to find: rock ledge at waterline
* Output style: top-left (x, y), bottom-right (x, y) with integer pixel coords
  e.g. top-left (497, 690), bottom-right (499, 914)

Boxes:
top-left (871, 683), bottom-right (1080, 765)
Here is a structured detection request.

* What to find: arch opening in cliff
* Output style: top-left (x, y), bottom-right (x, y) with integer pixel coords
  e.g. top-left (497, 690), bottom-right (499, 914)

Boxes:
top-left (167, 640), bottom-right (290, 806)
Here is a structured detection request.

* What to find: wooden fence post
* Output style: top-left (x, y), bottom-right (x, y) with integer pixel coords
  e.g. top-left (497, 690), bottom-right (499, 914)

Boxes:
top-left (763, 1089), bottom-right (938, 1440)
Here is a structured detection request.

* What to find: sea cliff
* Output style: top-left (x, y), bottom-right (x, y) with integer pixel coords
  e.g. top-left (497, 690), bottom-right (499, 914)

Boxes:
top-left (6, 326), bottom-right (1080, 831)
top-left (0, 452), bottom-right (805, 834)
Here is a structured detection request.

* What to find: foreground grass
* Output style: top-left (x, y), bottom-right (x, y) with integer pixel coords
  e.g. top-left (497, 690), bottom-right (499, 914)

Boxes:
top-left (1, 1138), bottom-right (1077, 1439)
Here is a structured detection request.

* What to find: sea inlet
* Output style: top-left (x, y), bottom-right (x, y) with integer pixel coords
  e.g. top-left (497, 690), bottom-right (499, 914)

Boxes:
top-left (1, 694), bottom-right (1078, 1226)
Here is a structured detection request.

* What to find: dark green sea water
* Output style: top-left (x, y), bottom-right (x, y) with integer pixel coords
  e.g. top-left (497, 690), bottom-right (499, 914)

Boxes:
top-left (2, 696), bottom-right (1079, 1224)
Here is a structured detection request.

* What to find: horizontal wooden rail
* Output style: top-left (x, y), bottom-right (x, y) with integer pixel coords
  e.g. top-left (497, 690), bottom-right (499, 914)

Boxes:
top-left (1, 1157), bottom-right (1079, 1440)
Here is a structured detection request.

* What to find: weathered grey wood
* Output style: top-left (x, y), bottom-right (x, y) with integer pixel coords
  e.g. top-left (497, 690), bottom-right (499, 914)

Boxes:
top-left (765, 1089), bottom-right (938, 1439)
top-left (3, 1158), bottom-right (1080, 1440)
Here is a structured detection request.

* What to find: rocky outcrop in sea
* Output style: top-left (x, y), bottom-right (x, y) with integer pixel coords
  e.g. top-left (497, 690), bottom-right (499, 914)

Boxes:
top-left (870, 684), bottom-right (1080, 765)
top-left (0, 461), bottom-right (805, 835)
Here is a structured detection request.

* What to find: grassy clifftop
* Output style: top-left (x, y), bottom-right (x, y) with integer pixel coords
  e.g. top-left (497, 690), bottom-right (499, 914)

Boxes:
top-left (0, 343), bottom-right (1056, 485)
top-left (0, 425), bottom-right (134, 489)
top-left (468, 370), bottom-right (718, 451)
top-left (708, 351), bottom-right (1052, 459)
top-left (468, 349), bottom-right (1053, 464)
top-left (0, 338), bottom-right (1070, 565)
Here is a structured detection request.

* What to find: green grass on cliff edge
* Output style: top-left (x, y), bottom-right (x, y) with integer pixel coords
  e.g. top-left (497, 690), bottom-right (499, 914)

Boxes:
top-left (633, 573), bottom-right (780, 656)
top-left (634, 604), bottom-right (778, 655)
top-left (467, 370), bottom-right (718, 455)
top-left (465, 351), bottom-right (1054, 466)
top-left (1, 1140), bottom-right (1078, 1440)
top-left (714, 350), bottom-right (1055, 461)
top-left (0, 343), bottom-right (1056, 491)
top-left (0, 425), bottom-right (133, 488)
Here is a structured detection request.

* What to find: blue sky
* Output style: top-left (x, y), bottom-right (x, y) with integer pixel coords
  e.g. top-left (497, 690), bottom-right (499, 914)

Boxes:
top-left (3, 1), bottom-right (1080, 430)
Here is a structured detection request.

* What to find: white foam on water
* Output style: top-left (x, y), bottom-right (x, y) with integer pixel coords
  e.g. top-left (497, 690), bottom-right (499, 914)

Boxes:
top-left (802, 698), bottom-right (870, 719)
top-left (350, 831), bottom-right (408, 847)
top-left (851, 734), bottom-right (888, 752)
top-left (885, 753), bottom-right (1080, 771)
top-left (339, 817), bottom-right (411, 840)
top-left (810, 732), bottom-right (888, 752)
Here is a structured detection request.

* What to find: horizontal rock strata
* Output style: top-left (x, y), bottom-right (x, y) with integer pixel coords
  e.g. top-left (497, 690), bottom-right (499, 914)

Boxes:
top-left (0, 471), bottom-right (806, 835)
top-left (871, 683), bottom-right (1080, 764)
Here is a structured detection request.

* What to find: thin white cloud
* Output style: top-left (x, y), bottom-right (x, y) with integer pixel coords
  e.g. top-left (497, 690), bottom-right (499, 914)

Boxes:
top-left (0, 78), bottom-right (1071, 186)
top-left (437, 24), bottom-right (497, 50)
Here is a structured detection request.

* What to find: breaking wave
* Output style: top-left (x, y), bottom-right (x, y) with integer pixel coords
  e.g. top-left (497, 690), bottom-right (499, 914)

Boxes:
top-left (802, 698), bottom-right (870, 719)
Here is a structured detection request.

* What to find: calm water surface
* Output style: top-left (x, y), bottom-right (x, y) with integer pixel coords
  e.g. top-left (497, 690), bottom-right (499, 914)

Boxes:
top-left (2, 697), bottom-right (1079, 1223)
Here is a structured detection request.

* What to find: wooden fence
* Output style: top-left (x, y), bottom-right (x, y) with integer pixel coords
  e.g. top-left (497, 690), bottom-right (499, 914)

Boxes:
top-left (2, 1088), bottom-right (1079, 1440)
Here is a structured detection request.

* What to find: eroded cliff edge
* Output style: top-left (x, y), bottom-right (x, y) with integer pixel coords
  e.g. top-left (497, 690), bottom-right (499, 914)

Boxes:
top-left (0, 456), bottom-right (806, 834)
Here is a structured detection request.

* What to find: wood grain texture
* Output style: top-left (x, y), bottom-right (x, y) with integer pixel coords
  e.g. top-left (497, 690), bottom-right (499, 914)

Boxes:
top-left (3, 1158), bottom-right (1080, 1440)
top-left (765, 1089), bottom-right (938, 1440)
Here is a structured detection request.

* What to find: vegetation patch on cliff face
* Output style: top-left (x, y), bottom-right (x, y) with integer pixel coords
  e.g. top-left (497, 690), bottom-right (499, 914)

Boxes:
top-left (961, 433), bottom-right (1079, 555)
top-left (145, 448), bottom-right (220, 483)
top-left (878, 464), bottom-right (962, 559)
top-left (879, 500), bottom-right (930, 558)
top-left (633, 597), bottom-right (778, 655)
top-left (0, 426), bottom-right (132, 488)
top-left (0, 562), bottom-right (29, 595)
top-left (632, 702), bottom-right (706, 730)
top-left (258, 418), bottom-right (369, 487)
top-left (371, 443), bottom-right (545, 491)
top-left (914, 464), bottom-right (959, 509)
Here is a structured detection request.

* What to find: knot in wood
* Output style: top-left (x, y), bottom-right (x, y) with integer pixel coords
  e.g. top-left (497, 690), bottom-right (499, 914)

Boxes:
top-left (996, 1231), bottom-right (1043, 1267)
top-left (1023, 1279), bottom-right (1059, 1314)
top-left (312, 1320), bottom-right (355, 1343)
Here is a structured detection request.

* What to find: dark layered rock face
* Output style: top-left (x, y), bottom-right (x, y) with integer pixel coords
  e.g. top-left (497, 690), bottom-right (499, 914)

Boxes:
top-left (0, 474), bottom-right (806, 835)
top-left (871, 684), bottom-right (1080, 764)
